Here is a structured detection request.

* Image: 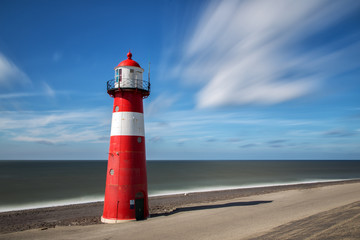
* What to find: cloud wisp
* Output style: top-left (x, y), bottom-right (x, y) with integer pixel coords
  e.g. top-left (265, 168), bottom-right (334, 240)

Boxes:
top-left (0, 53), bottom-right (58, 104)
top-left (0, 82), bottom-right (56, 99)
top-left (0, 109), bottom-right (110, 145)
top-left (170, 0), bottom-right (360, 108)
top-left (323, 129), bottom-right (358, 138)
top-left (0, 53), bottom-right (31, 90)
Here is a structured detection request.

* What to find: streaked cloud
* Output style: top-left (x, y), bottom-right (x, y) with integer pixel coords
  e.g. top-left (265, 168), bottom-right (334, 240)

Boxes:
top-left (0, 92), bottom-right (42, 99)
top-left (13, 136), bottom-right (56, 146)
top-left (145, 93), bottom-right (180, 117)
top-left (323, 129), bottom-right (357, 138)
top-left (0, 53), bottom-right (57, 104)
top-left (42, 82), bottom-right (56, 97)
top-left (0, 109), bottom-right (110, 145)
top-left (267, 139), bottom-right (288, 148)
top-left (0, 53), bottom-right (31, 90)
top-left (149, 136), bottom-right (162, 143)
top-left (0, 83), bottom-right (57, 100)
top-left (240, 143), bottom-right (258, 148)
top-left (169, 0), bottom-right (360, 108)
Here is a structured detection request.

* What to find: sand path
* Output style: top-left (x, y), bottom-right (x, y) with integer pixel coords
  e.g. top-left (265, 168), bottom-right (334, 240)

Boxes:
top-left (1, 182), bottom-right (360, 240)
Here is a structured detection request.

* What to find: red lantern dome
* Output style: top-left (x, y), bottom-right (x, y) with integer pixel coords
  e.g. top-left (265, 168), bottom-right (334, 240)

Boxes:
top-left (115, 51), bottom-right (141, 68)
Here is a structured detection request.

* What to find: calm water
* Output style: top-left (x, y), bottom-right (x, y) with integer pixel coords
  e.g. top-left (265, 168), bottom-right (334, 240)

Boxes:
top-left (1, 160), bottom-right (360, 212)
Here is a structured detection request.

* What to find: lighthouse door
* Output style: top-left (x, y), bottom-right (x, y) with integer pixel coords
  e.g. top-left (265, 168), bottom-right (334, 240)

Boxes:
top-left (135, 198), bottom-right (144, 220)
top-left (135, 192), bottom-right (145, 220)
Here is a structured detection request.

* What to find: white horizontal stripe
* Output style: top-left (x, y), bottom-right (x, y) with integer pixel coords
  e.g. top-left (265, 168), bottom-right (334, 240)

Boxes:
top-left (110, 112), bottom-right (145, 136)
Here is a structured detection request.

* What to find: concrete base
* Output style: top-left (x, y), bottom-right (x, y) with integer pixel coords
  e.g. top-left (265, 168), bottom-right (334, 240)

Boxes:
top-left (101, 216), bottom-right (135, 224)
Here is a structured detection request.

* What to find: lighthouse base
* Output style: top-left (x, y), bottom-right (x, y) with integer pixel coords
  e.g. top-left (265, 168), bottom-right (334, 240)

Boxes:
top-left (101, 216), bottom-right (137, 224)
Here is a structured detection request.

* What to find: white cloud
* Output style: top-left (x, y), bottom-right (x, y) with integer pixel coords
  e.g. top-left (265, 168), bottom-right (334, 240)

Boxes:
top-left (0, 85), bottom-right (70, 100)
top-left (0, 53), bottom-right (57, 101)
top-left (0, 53), bottom-right (31, 89)
top-left (145, 93), bottom-right (179, 117)
top-left (0, 109), bottom-right (110, 145)
top-left (0, 92), bottom-right (40, 99)
top-left (42, 82), bottom-right (56, 97)
top-left (145, 108), bottom-right (316, 144)
top-left (170, 0), bottom-right (360, 108)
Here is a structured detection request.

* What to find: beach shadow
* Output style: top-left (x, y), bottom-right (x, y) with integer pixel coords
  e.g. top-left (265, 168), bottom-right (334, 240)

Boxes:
top-left (150, 200), bottom-right (272, 218)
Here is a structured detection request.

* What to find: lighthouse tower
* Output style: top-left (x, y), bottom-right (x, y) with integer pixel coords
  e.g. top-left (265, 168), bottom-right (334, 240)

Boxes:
top-left (102, 51), bottom-right (150, 223)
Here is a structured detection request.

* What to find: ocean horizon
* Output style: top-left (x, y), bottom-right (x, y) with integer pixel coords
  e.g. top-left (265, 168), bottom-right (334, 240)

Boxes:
top-left (1, 160), bottom-right (360, 212)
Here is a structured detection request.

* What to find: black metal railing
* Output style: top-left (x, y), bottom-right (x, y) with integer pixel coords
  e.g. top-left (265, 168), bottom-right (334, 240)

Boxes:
top-left (106, 78), bottom-right (150, 93)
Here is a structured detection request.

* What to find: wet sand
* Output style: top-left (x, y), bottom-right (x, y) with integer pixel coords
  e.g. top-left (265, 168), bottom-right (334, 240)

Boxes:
top-left (1, 179), bottom-right (360, 239)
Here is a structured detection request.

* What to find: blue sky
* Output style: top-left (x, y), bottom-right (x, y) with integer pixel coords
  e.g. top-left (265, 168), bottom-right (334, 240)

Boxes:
top-left (0, 0), bottom-right (359, 160)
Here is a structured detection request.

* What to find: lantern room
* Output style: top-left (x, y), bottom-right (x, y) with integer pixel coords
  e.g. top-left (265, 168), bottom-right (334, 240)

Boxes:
top-left (107, 51), bottom-right (150, 98)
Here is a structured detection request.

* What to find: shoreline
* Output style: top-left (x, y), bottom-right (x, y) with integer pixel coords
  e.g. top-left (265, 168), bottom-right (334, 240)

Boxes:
top-left (148, 178), bottom-right (358, 197)
top-left (1, 178), bottom-right (359, 213)
top-left (1, 178), bottom-right (360, 234)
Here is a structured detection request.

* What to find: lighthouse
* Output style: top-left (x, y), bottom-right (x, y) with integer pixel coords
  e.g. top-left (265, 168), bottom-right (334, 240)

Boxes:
top-left (102, 51), bottom-right (150, 223)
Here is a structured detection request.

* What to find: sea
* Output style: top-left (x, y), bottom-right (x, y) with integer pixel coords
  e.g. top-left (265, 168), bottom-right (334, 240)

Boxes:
top-left (1, 160), bottom-right (360, 212)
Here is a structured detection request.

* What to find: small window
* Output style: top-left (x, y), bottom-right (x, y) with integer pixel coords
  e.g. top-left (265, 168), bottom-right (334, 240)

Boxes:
top-left (130, 69), bottom-right (134, 73)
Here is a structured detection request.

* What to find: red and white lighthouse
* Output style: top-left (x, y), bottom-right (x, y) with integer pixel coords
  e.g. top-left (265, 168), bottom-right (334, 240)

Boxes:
top-left (102, 51), bottom-right (150, 223)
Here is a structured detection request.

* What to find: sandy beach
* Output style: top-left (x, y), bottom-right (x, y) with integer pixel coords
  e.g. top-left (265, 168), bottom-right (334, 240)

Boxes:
top-left (1, 179), bottom-right (360, 239)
